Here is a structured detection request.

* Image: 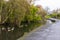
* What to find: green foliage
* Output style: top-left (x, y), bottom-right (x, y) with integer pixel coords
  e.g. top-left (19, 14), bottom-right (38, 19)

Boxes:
top-left (0, 1), bottom-right (48, 40)
top-left (49, 13), bottom-right (57, 18)
top-left (0, 0), bottom-right (29, 27)
top-left (45, 15), bottom-right (51, 19)
top-left (0, 0), bottom-right (46, 32)
top-left (47, 12), bottom-right (60, 19)
top-left (23, 5), bottom-right (42, 22)
top-left (0, 0), bottom-right (47, 39)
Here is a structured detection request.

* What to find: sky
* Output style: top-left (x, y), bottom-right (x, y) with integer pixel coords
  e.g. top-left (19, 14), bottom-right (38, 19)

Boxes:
top-left (34, 0), bottom-right (60, 11)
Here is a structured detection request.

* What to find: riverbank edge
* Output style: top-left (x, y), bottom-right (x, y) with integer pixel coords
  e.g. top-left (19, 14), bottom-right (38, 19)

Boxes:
top-left (17, 23), bottom-right (47, 40)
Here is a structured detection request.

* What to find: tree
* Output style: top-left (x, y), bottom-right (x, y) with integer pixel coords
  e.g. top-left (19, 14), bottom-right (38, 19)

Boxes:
top-left (36, 5), bottom-right (47, 17)
top-left (0, 0), bottom-right (30, 27)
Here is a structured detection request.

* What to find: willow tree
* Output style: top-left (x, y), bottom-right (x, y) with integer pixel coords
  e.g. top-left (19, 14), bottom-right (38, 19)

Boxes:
top-left (0, 0), bottom-right (30, 27)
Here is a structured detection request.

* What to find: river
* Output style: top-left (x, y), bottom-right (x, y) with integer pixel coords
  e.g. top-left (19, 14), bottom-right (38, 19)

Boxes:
top-left (22, 20), bottom-right (60, 40)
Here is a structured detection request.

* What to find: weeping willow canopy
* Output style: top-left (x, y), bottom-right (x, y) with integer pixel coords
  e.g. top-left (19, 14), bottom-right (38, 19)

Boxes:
top-left (0, 0), bottom-right (30, 27)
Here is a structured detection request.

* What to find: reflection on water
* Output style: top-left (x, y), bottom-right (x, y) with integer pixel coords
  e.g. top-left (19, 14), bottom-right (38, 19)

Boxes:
top-left (0, 25), bottom-right (24, 40)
